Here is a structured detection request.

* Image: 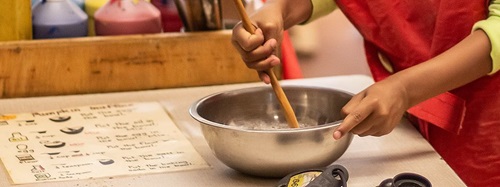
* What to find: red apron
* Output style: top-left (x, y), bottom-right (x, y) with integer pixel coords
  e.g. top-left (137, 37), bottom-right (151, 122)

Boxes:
top-left (335, 0), bottom-right (500, 186)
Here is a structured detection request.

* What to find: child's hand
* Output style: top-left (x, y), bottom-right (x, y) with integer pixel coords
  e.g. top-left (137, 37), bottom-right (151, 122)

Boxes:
top-left (231, 26), bottom-right (280, 84)
top-left (333, 77), bottom-right (410, 139)
top-left (230, 3), bottom-right (286, 84)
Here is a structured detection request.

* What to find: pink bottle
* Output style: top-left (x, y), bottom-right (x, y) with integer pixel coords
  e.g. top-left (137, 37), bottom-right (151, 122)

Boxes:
top-left (94, 0), bottom-right (162, 36)
top-left (151, 0), bottom-right (183, 32)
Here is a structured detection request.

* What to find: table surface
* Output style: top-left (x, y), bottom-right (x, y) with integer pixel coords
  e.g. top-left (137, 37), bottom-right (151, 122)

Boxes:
top-left (0, 75), bottom-right (466, 187)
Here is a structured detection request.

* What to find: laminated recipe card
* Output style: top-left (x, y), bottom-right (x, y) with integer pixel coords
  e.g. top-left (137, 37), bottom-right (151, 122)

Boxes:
top-left (0, 102), bottom-right (209, 184)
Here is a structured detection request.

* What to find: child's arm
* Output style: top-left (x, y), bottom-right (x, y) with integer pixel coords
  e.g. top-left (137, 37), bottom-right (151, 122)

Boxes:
top-left (334, 1), bottom-right (500, 139)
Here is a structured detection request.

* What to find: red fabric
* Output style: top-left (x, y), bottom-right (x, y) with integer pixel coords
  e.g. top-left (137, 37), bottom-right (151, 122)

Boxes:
top-left (335, 0), bottom-right (500, 186)
top-left (281, 31), bottom-right (303, 79)
top-left (407, 92), bottom-right (466, 135)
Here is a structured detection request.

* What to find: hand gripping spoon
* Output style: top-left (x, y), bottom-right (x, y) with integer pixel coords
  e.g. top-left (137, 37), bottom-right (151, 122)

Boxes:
top-left (232, 0), bottom-right (300, 128)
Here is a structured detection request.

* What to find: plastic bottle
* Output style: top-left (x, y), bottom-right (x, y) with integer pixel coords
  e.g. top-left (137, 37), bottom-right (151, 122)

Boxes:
top-left (32, 0), bottom-right (88, 39)
top-left (33, 0), bottom-right (85, 10)
top-left (150, 0), bottom-right (183, 32)
top-left (0, 0), bottom-right (32, 41)
top-left (94, 0), bottom-right (162, 36)
top-left (84, 0), bottom-right (107, 36)
top-left (71, 0), bottom-right (86, 9)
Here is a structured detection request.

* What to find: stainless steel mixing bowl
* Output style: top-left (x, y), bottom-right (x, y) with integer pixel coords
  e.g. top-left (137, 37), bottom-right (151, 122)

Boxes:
top-left (189, 86), bottom-right (354, 178)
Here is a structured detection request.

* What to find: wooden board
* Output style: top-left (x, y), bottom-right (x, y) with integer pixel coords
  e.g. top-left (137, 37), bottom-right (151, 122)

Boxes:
top-left (0, 30), bottom-right (280, 98)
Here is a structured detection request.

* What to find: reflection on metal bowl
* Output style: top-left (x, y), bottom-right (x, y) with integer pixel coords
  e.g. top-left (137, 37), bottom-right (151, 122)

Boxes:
top-left (189, 86), bottom-right (354, 178)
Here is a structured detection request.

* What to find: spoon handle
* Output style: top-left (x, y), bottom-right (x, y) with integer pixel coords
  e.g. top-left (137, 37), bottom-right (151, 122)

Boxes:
top-left (232, 0), bottom-right (300, 128)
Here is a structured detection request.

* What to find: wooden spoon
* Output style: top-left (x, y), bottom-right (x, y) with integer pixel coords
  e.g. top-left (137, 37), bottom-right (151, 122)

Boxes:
top-left (231, 0), bottom-right (300, 128)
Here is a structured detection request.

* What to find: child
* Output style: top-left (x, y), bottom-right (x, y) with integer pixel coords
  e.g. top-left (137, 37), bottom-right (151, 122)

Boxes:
top-left (230, 0), bottom-right (500, 186)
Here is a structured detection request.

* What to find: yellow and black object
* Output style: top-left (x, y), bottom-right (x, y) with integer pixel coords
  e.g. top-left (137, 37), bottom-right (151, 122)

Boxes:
top-left (277, 164), bottom-right (348, 187)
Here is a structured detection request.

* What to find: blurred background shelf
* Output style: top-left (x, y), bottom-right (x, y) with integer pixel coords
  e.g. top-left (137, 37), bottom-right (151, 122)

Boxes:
top-left (0, 0), bottom-right (369, 99)
top-left (0, 30), bottom-right (274, 98)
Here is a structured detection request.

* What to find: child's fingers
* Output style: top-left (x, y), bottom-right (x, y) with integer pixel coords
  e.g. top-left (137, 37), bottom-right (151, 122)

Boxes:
top-left (334, 97), bottom-right (373, 140)
top-left (231, 27), bottom-right (264, 52)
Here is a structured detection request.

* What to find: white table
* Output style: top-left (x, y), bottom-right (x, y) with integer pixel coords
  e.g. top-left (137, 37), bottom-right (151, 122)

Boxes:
top-left (0, 75), bottom-right (465, 186)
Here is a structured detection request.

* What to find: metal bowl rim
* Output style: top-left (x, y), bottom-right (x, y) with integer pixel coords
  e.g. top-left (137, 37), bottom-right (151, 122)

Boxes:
top-left (189, 85), bottom-right (353, 133)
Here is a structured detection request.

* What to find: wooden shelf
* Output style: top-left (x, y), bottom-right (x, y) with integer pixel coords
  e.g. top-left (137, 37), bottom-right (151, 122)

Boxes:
top-left (0, 30), bottom-right (280, 98)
